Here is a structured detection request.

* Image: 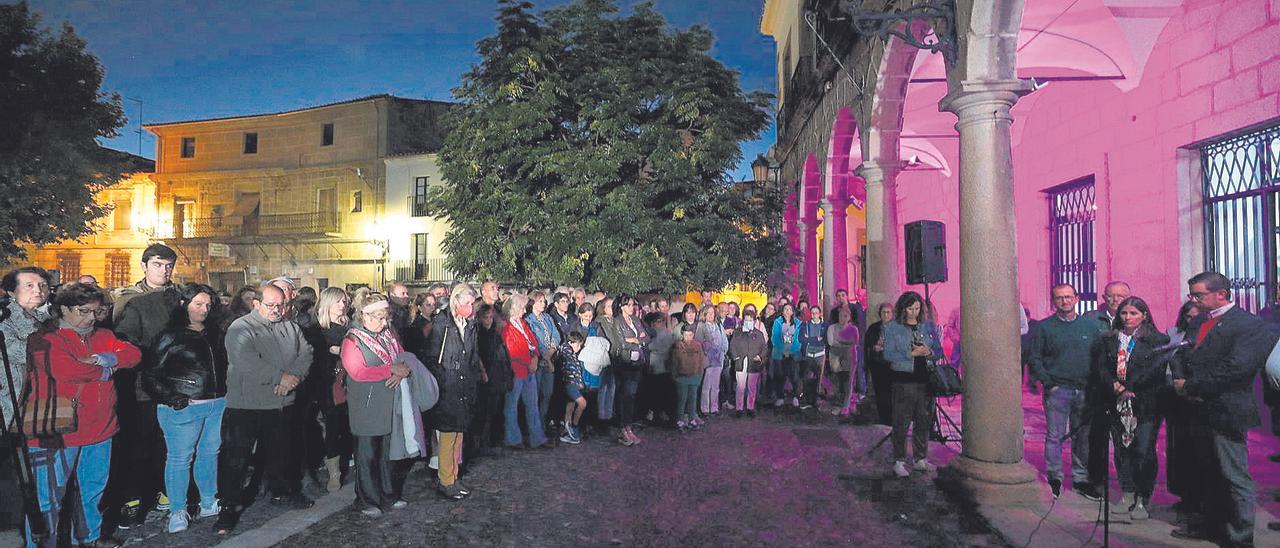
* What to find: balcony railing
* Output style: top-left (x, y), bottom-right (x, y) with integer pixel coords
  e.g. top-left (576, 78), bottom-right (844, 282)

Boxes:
top-left (156, 211), bottom-right (339, 240)
top-left (390, 258), bottom-right (455, 283)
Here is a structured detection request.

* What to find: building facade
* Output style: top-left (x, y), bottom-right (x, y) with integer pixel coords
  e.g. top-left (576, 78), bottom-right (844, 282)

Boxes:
top-left (22, 156), bottom-right (158, 287)
top-left (762, 0), bottom-right (1280, 490)
top-left (143, 94), bottom-right (451, 292)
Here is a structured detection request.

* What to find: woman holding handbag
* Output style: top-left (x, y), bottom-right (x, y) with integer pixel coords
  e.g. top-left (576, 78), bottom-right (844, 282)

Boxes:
top-left (24, 283), bottom-right (141, 548)
top-left (603, 295), bottom-right (649, 446)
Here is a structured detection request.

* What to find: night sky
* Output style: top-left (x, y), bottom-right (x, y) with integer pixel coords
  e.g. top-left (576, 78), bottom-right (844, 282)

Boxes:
top-left (27, 0), bottom-right (777, 181)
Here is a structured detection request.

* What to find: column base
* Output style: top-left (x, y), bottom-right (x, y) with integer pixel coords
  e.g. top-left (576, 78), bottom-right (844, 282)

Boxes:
top-left (944, 454), bottom-right (1037, 485)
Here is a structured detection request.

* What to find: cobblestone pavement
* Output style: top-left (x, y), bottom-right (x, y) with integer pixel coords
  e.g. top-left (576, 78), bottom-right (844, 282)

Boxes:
top-left (277, 404), bottom-right (1006, 548)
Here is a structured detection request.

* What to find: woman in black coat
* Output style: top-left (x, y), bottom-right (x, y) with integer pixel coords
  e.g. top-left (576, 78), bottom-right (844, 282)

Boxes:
top-left (863, 303), bottom-right (895, 426)
top-left (1091, 296), bottom-right (1170, 521)
top-left (303, 287), bottom-right (354, 493)
top-left (422, 283), bottom-right (482, 500)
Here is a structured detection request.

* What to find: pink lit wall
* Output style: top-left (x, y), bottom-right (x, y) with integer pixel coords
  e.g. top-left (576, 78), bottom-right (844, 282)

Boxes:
top-left (890, 0), bottom-right (1280, 330)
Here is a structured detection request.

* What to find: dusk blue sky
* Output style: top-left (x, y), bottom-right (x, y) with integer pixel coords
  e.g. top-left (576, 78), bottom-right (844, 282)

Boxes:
top-left (27, 0), bottom-right (778, 181)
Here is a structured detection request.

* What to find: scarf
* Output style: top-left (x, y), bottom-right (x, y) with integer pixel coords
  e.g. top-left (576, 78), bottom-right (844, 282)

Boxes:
top-left (59, 319), bottom-right (94, 338)
top-left (1115, 333), bottom-right (1137, 448)
top-left (348, 326), bottom-right (403, 368)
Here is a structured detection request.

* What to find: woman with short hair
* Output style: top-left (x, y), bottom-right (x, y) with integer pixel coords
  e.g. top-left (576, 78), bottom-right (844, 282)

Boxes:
top-left (602, 295), bottom-right (649, 445)
top-left (501, 294), bottom-right (547, 449)
top-left (864, 303), bottom-right (895, 425)
top-left (695, 304), bottom-right (728, 417)
top-left (143, 284), bottom-right (228, 533)
top-left (24, 283), bottom-right (141, 548)
top-left (341, 292), bottom-right (420, 516)
top-left (423, 283), bottom-right (482, 500)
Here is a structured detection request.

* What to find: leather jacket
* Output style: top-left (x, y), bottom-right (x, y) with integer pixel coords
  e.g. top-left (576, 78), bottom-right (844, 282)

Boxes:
top-left (142, 326), bottom-right (228, 407)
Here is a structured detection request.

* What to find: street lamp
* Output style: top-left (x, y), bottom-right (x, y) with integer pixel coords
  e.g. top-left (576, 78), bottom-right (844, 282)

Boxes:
top-left (751, 154), bottom-right (771, 183)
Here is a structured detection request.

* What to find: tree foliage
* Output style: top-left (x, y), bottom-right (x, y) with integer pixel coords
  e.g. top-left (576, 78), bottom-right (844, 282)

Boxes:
top-left (430, 0), bottom-right (786, 294)
top-left (0, 1), bottom-right (127, 263)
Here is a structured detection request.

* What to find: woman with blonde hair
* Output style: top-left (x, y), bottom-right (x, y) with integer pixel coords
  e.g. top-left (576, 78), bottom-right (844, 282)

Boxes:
top-left (306, 286), bottom-right (353, 492)
top-left (501, 293), bottom-right (548, 448)
top-left (695, 304), bottom-right (728, 417)
top-left (423, 283), bottom-right (483, 500)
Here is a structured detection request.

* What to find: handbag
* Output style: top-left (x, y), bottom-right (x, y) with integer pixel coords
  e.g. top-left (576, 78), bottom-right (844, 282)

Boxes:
top-left (926, 356), bottom-right (963, 397)
top-left (12, 332), bottom-right (84, 438)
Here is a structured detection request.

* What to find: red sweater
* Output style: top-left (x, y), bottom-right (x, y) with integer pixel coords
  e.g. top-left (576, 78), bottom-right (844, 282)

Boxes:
top-left (503, 319), bottom-right (537, 379)
top-left (27, 328), bottom-right (141, 447)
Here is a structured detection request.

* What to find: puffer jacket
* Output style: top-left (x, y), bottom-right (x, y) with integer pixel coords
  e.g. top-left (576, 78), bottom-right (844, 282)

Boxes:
top-left (143, 326), bottom-right (227, 407)
top-left (672, 339), bottom-right (706, 377)
top-left (423, 310), bottom-right (482, 432)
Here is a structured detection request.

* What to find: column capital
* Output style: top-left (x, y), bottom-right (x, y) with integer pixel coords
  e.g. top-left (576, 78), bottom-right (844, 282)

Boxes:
top-left (822, 195), bottom-right (849, 216)
top-left (939, 79), bottom-right (1034, 128)
top-left (856, 161), bottom-right (901, 187)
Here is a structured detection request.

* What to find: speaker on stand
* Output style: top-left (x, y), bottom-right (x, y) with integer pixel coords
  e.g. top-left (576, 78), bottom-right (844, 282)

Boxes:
top-left (904, 220), bottom-right (947, 303)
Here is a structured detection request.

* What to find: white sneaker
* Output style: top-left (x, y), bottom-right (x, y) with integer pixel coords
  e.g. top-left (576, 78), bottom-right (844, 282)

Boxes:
top-left (198, 502), bottom-right (220, 519)
top-left (167, 510), bottom-right (189, 534)
top-left (893, 460), bottom-right (910, 478)
top-left (913, 458), bottom-right (937, 472)
top-left (773, 398), bottom-right (785, 407)
top-left (791, 397), bottom-right (800, 407)
top-left (391, 500), bottom-right (408, 509)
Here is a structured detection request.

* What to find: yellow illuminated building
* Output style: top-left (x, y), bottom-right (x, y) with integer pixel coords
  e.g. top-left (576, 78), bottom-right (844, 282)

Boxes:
top-left (22, 151), bottom-right (158, 288)
top-left (142, 95), bottom-right (454, 292)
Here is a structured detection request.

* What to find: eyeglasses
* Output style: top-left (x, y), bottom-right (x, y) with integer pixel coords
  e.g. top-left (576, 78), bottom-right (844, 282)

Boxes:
top-left (74, 307), bottom-right (108, 317)
top-left (262, 302), bottom-right (288, 310)
top-left (1187, 291), bottom-right (1212, 301)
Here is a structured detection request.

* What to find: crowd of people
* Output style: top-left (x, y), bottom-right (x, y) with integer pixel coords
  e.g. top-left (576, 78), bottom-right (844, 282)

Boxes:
top-left (0, 244), bottom-right (888, 547)
top-left (2, 242), bottom-right (1279, 548)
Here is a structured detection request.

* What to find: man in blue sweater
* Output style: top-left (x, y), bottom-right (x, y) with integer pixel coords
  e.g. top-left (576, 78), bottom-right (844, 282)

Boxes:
top-left (1027, 283), bottom-right (1106, 500)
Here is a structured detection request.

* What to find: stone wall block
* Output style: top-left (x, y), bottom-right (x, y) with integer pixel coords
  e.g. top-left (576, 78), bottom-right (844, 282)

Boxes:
top-left (1211, 68), bottom-right (1260, 113)
top-left (1214, 0), bottom-right (1269, 47)
top-left (1177, 49), bottom-right (1231, 94)
top-left (1229, 23), bottom-right (1280, 73)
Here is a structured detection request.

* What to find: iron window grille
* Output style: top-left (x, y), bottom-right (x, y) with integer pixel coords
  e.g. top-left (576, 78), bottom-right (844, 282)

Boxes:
top-left (106, 254), bottom-right (131, 289)
top-left (412, 177), bottom-right (429, 217)
top-left (1046, 175), bottom-right (1098, 315)
top-left (412, 233), bottom-right (429, 280)
top-left (1200, 123), bottom-right (1280, 314)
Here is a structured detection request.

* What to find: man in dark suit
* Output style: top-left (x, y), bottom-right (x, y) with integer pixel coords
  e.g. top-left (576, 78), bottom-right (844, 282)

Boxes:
top-left (1171, 272), bottom-right (1278, 547)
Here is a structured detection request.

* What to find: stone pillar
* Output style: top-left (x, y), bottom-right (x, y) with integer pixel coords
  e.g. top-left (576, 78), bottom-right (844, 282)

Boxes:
top-left (822, 196), bottom-right (850, 309)
top-left (801, 220), bottom-right (819, 303)
top-left (940, 81), bottom-right (1036, 484)
top-left (783, 191), bottom-right (801, 299)
top-left (859, 161), bottom-right (901, 311)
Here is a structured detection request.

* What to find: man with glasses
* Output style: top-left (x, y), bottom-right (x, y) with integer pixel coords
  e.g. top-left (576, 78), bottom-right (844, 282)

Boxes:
top-left (1169, 272), bottom-right (1277, 546)
top-left (110, 244), bottom-right (182, 528)
top-left (216, 283), bottom-right (315, 535)
top-left (1026, 283), bottom-right (1107, 500)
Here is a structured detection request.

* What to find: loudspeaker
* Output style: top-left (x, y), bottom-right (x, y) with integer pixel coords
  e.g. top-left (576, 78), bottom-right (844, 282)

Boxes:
top-left (905, 220), bottom-right (947, 285)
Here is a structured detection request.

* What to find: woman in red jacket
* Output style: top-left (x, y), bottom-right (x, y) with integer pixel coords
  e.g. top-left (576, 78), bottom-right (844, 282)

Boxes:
top-left (24, 283), bottom-right (141, 548)
top-left (501, 294), bottom-right (547, 448)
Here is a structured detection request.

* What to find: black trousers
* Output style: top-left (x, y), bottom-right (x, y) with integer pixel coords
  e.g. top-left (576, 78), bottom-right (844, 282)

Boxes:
top-left (800, 356), bottom-right (824, 406)
top-left (113, 398), bottom-right (165, 508)
top-left (324, 403), bottom-right (353, 460)
top-left (867, 361), bottom-right (893, 425)
top-left (614, 368), bottom-right (641, 426)
top-left (220, 407), bottom-right (296, 509)
top-left (638, 372), bottom-right (674, 422)
top-left (465, 387), bottom-right (504, 462)
top-left (352, 434), bottom-right (411, 510)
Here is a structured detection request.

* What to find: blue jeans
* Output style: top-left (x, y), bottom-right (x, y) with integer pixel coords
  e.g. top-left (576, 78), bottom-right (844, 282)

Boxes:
top-left (674, 376), bottom-right (700, 420)
top-left (535, 367), bottom-right (555, 425)
top-left (26, 439), bottom-right (111, 547)
top-left (597, 368), bottom-right (616, 421)
top-left (504, 376), bottom-right (547, 447)
top-left (1043, 386), bottom-right (1090, 484)
top-left (157, 398), bottom-right (225, 513)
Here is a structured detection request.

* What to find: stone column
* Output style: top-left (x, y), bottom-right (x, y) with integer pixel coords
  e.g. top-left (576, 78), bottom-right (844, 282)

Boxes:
top-left (783, 191), bottom-right (801, 299)
top-left (940, 81), bottom-right (1035, 484)
top-left (822, 195), bottom-right (850, 308)
top-left (801, 220), bottom-right (820, 302)
top-left (858, 161), bottom-right (901, 311)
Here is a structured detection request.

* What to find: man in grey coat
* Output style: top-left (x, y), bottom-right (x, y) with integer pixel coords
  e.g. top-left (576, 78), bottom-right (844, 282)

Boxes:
top-left (214, 283), bottom-right (314, 535)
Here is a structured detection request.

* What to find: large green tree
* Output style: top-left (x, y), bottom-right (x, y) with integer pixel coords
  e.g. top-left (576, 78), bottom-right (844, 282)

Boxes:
top-left (0, 1), bottom-right (126, 263)
top-left (429, 0), bottom-right (786, 294)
